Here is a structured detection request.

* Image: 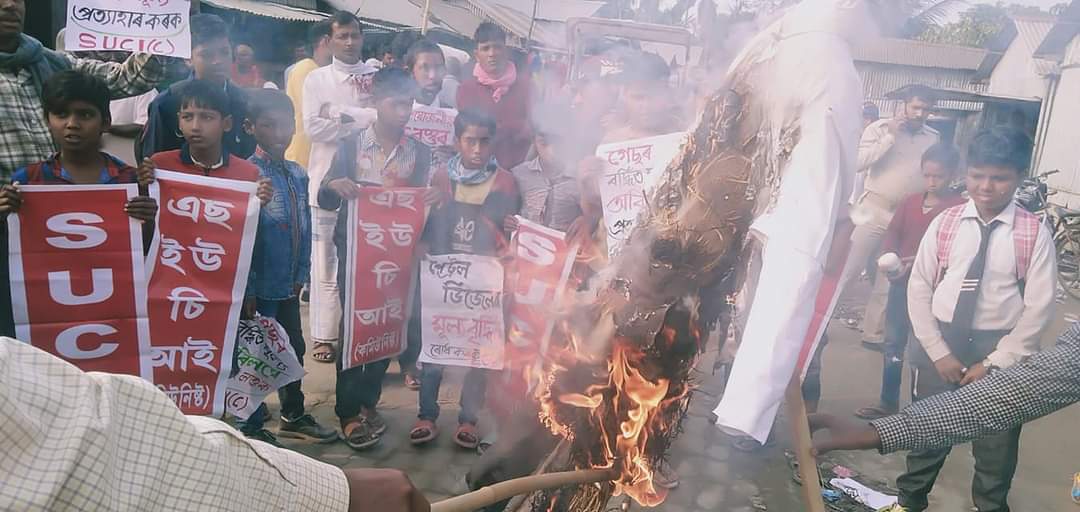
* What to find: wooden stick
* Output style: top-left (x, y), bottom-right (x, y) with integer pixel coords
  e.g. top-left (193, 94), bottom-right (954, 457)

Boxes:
top-left (420, 0), bottom-right (432, 35)
top-left (431, 469), bottom-right (616, 512)
top-left (505, 439), bottom-right (571, 512)
top-left (784, 376), bottom-right (826, 512)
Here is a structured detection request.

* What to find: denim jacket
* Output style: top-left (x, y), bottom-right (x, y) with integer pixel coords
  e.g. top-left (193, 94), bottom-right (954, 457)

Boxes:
top-left (248, 148), bottom-right (311, 300)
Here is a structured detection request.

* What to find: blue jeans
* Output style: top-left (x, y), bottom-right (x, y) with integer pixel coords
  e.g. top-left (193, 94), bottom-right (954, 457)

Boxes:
top-left (418, 364), bottom-right (489, 425)
top-left (879, 278), bottom-right (910, 410)
top-left (238, 297), bottom-right (306, 432)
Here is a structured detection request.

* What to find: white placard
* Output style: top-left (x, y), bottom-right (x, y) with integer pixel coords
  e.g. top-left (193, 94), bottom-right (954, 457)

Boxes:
top-left (418, 254), bottom-right (505, 370)
top-left (224, 317), bottom-right (305, 418)
top-left (405, 103), bottom-right (457, 148)
top-left (596, 131), bottom-right (686, 258)
top-left (66, 0), bottom-right (192, 58)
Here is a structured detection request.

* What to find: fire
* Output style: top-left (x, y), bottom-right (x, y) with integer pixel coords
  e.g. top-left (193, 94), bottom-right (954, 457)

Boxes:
top-left (534, 317), bottom-right (695, 508)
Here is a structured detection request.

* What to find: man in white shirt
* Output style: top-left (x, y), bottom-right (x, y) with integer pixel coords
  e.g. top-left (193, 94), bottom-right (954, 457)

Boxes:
top-left (104, 88), bottom-right (158, 164)
top-left (894, 128), bottom-right (1056, 512)
top-left (844, 86), bottom-right (939, 349)
top-left (302, 11), bottom-right (378, 363)
top-left (0, 337), bottom-right (428, 512)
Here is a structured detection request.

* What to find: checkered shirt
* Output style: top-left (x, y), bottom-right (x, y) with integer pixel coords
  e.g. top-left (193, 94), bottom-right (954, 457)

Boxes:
top-left (0, 338), bottom-right (349, 511)
top-left (0, 53), bottom-right (163, 183)
top-left (872, 322), bottom-right (1080, 454)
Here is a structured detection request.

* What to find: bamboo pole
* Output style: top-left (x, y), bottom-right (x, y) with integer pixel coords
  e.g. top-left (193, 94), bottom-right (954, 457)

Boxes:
top-left (784, 376), bottom-right (826, 512)
top-left (420, 0), bottom-right (432, 35)
top-left (430, 469), bottom-right (616, 512)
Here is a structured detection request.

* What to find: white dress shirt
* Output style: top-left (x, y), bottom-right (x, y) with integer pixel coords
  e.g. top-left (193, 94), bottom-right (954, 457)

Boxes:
top-left (907, 200), bottom-right (1057, 369)
top-left (302, 59), bottom-right (378, 205)
top-left (0, 337), bottom-right (350, 511)
top-left (711, 0), bottom-right (866, 443)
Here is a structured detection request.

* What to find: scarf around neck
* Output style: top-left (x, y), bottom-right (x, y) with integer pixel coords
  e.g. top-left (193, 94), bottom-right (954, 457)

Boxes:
top-left (0, 34), bottom-right (69, 89)
top-left (447, 154), bottom-right (498, 185)
top-left (473, 61), bottom-right (516, 103)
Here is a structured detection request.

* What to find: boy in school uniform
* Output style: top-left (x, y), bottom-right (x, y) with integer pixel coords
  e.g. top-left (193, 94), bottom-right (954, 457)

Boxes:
top-left (236, 89), bottom-right (338, 445)
top-left (854, 143), bottom-right (965, 421)
top-left (889, 128), bottom-right (1057, 512)
top-left (149, 80), bottom-right (272, 203)
top-left (0, 70), bottom-right (157, 336)
top-left (318, 68), bottom-right (438, 451)
top-left (409, 109), bottom-right (521, 450)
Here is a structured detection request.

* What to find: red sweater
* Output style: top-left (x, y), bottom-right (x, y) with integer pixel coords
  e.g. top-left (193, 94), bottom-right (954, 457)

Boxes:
top-left (456, 71), bottom-right (532, 169)
top-left (881, 192), bottom-right (965, 259)
top-left (151, 148), bottom-right (260, 183)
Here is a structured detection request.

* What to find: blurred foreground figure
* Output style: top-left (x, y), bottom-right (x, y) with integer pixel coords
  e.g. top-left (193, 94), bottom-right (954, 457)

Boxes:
top-left (0, 337), bottom-right (428, 512)
top-left (810, 322), bottom-right (1080, 456)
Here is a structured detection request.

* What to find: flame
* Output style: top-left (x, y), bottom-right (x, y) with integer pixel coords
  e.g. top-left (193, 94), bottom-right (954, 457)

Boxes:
top-left (535, 319), bottom-right (693, 508)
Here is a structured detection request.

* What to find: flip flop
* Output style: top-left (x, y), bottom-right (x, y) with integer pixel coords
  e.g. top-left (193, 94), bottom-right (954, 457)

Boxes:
top-left (410, 420), bottom-right (438, 445)
top-left (454, 423), bottom-right (480, 450)
top-left (854, 405), bottom-right (897, 420)
top-left (312, 342), bottom-right (336, 364)
top-left (342, 418), bottom-right (380, 450)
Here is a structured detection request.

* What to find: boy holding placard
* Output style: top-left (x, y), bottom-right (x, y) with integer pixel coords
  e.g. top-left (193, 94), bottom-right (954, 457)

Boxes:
top-left (319, 68), bottom-right (438, 451)
top-left (409, 109), bottom-right (520, 449)
top-left (235, 89), bottom-right (338, 445)
top-left (0, 71), bottom-right (157, 336)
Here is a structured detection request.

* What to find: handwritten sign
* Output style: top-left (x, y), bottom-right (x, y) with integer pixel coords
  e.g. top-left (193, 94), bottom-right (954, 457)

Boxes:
top-left (342, 187), bottom-right (428, 369)
top-left (8, 185), bottom-right (152, 377)
top-left (66, 0), bottom-right (192, 58)
top-left (225, 317), bottom-right (306, 419)
top-left (419, 254), bottom-right (505, 370)
top-left (596, 132), bottom-right (686, 258)
top-left (405, 103), bottom-right (456, 148)
top-left (147, 170), bottom-right (259, 415)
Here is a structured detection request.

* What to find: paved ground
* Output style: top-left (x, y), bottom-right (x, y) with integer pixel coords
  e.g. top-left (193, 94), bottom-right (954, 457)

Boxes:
top-left (258, 282), bottom-right (1080, 511)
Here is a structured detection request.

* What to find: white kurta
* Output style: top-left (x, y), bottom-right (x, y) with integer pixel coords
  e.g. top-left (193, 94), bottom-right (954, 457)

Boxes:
top-left (712, 0), bottom-right (867, 443)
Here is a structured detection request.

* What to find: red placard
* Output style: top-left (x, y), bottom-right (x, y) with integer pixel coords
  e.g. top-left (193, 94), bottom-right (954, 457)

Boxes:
top-left (506, 217), bottom-right (579, 370)
top-left (343, 187), bottom-right (428, 369)
top-left (8, 185), bottom-right (151, 376)
top-left (147, 170), bottom-right (259, 415)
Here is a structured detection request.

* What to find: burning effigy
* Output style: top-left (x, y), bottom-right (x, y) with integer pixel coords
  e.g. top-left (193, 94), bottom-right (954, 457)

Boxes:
top-left (483, 2), bottom-right (900, 511)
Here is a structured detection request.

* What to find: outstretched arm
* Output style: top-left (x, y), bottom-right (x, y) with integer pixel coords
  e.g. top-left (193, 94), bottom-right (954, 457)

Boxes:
top-left (811, 323), bottom-right (1080, 454)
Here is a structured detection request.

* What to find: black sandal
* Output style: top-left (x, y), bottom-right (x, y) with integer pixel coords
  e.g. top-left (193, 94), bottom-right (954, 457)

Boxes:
top-left (342, 418), bottom-right (380, 450)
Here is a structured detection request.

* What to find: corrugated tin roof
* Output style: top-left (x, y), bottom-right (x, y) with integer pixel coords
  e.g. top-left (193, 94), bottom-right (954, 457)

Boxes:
top-left (852, 38), bottom-right (988, 70)
top-left (1035, 0), bottom-right (1080, 58)
top-left (481, 0), bottom-right (606, 22)
top-left (857, 63), bottom-right (987, 112)
top-left (1015, 16), bottom-right (1059, 75)
top-left (201, 0), bottom-right (328, 21)
top-left (328, 0), bottom-right (455, 31)
top-left (466, 0), bottom-right (565, 47)
top-left (327, 0), bottom-right (598, 50)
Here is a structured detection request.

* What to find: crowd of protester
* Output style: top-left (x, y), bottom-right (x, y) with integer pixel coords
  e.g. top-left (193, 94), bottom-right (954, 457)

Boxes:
top-left (0, 0), bottom-right (1076, 509)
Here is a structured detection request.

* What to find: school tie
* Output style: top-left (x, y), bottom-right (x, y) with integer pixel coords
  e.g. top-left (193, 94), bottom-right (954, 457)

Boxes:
top-left (947, 220), bottom-right (1002, 344)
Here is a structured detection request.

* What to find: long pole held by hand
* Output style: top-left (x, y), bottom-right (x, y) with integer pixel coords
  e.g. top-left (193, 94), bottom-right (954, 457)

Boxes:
top-left (430, 469), bottom-right (616, 512)
top-left (785, 375), bottom-right (827, 512)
